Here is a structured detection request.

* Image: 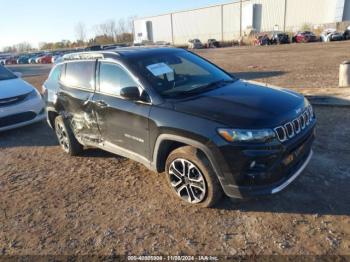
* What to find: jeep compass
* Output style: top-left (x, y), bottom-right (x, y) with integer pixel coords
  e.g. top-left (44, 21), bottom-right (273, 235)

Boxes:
top-left (43, 48), bottom-right (316, 207)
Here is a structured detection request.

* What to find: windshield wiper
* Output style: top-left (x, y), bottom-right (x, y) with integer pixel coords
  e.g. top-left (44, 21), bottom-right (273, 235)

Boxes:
top-left (166, 79), bottom-right (234, 98)
top-left (188, 79), bottom-right (235, 94)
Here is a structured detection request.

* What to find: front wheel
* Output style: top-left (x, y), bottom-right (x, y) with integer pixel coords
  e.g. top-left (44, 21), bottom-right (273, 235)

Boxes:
top-left (54, 115), bottom-right (83, 156)
top-left (165, 146), bottom-right (223, 207)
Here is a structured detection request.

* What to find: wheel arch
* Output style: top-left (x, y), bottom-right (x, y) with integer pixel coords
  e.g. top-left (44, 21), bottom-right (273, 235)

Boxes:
top-left (152, 134), bottom-right (222, 178)
top-left (47, 108), bottom-right (59, 129)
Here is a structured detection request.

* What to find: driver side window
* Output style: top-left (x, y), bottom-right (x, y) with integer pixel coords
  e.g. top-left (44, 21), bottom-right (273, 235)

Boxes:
top-left (99, 62), bottom-right (138, 97)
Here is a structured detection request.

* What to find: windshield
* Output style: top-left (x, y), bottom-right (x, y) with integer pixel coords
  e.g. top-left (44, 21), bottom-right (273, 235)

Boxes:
top-left (129, 50), bottom-right (235, 98)
top-left (0, 66), bottom-right (17, 81)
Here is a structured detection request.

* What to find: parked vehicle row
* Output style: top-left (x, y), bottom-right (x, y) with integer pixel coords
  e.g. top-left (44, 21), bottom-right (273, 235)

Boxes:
top-left (0, 50), bottom-right (85, 65)
top-left (188, 39), bottom-right (220, 49)
top-left (0, 53), bottom-right (53, 65)
top-left (253, 28), bottom-right (350, 46)
top-left (0, 44), bottom-right (137, 65)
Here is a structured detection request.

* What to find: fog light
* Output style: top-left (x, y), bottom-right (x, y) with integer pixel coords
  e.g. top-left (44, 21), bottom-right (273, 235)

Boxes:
top-left (250, 161), bottom-right (256, 168)
top-left (247, 173), bottom-right (258, 178)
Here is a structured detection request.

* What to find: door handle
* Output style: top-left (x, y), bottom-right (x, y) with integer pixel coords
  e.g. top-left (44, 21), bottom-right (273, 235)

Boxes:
top-left (95, 100), bottom-right (108, 108)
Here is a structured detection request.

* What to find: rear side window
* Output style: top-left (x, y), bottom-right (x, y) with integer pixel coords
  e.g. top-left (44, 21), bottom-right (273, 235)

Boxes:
top-left (62, 61), bottom-right (95, 90)
top-left (99, 62), bottom-right (137, 96)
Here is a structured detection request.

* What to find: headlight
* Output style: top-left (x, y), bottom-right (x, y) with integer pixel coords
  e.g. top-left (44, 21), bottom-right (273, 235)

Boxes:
top-left (304, 98), bottom-right (314, 118)
top-left (218, 128), bottom-right (276, 143)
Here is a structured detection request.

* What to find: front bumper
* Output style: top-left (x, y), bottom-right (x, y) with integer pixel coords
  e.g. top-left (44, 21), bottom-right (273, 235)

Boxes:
top-left (209, 122), bottom-right (316, 199)
top-left (0, 96), bottom-right (45, 132)
top-left (228, 148), bottom-right (313, 198)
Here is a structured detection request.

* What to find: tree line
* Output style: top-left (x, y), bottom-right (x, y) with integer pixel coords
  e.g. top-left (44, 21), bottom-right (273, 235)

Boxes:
top-left (2, 16), bottom-right (136, 53)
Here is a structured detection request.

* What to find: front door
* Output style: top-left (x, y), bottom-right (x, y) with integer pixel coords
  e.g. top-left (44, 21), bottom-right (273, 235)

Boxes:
top-left (93, 61), bottom-right (151, 160)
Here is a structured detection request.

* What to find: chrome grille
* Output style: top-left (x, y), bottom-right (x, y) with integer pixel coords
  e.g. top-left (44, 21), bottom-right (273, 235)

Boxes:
top-left (275, 126), bottom-right (287, 142)
top-left (284, 122), bottom-right (294, 138)
top-left (292, 119), bottom-right (300, 134)
top-left (274, 106), bottom-right (314, 143)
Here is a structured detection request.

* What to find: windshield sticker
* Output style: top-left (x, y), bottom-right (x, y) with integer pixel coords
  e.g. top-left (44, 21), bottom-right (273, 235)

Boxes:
top-left (147, 63), bottom-right (174, 81)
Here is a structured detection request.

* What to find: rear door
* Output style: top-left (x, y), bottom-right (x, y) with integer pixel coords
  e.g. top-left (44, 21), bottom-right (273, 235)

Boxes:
top-left (93, 61), bottom-right (151, 159)
top-left (58, 60), bottom-right (100, 143)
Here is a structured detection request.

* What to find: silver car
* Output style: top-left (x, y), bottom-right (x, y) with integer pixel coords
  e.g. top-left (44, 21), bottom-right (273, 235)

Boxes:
top-left (0, 66), bottom-right (45, 132)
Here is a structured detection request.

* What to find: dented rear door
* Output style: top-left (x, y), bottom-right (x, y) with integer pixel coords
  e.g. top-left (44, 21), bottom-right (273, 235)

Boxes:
top-left (58, 60), bottom-right (101, 143)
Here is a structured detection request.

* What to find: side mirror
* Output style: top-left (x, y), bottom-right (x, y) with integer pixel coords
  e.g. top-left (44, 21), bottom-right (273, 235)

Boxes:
top-left (14, 72), bottom-right (23, 78)
top-left (120, 86), bottom-right (140, 100)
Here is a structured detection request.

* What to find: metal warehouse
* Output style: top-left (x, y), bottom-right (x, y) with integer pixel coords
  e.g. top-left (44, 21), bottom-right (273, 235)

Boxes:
top-left (133, 0), bottom-right (350, 45)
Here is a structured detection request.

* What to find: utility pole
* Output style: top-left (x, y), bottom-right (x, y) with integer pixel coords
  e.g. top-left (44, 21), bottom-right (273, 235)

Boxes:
top-left (170, 13), bottom-right (175, 45)
top-left (240, 0), bottom-right (243, 37)
top-left (221, 4), bottom-right (224, 41)
top-left (283, 0), bottom-right (288, 32)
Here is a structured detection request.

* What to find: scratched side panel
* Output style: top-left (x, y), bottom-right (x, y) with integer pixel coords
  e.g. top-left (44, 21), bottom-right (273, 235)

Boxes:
top-left (58, 85), bottom-right (101, 144)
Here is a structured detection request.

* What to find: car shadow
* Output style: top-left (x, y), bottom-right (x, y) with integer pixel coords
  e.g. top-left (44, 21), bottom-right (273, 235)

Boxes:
top-left (0, 121), bottom-right (58, 148)
top-left (81, 148), bottom-right (117, 158)
top-left (0, 120), bottom-right (121, 159)
top-left (232, 71), bottom-right (285, 80)
top-left (306, 95), bottom-right (350, 107)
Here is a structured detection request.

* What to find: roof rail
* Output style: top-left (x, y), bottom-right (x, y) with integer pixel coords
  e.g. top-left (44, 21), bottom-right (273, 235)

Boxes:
top-left (62, 52), bottom-right (105, 61)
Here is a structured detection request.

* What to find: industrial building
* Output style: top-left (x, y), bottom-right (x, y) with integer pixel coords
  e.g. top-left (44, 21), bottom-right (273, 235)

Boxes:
top-left (133, 0), bottom-right (350, 45)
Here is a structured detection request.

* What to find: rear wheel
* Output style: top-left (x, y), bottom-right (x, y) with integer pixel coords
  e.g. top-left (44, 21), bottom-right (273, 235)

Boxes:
top-left (165, 146), bottom-right (223, 207)
top-left (54, 115), bottom-right (83, 156)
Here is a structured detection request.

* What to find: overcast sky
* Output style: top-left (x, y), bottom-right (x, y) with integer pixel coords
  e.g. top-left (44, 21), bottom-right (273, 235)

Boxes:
top-left (0, 0), bottom-right (229, 49)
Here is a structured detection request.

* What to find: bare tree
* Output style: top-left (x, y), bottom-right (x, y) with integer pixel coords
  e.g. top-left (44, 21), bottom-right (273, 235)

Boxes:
top-left (95, 20), bottom-right (117, 40)
top-left (75, 22), bottom-right (87, 43)
top-left (2, 46), bottom-right (17, 53)
top-left (117, 18), bottom-right (126, 34)
top-left (126, 15), bottom-right (137, 33)
top-left (15, 42), bottom-right (32, 52)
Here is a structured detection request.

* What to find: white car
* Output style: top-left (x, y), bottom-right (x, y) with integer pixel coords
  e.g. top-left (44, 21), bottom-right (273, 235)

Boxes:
top-left (35, 56), bottom-right (45, 64)
top-left (0, 66), bottom-right (45, 132)
top-left (188, 39), bottom-right (204, 49)
top-left (28, 56), bottom-right (38, 64)
top-left (320, 29), bottom-right (344, 42)
top-left (51, 55), bottom-right (62, 64)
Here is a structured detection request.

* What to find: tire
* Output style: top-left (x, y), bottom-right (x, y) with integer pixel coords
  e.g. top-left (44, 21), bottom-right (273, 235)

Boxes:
top-left (165, 146), bottom-right (223, 207)
top-left (54, 115), bottom-right (83, 156)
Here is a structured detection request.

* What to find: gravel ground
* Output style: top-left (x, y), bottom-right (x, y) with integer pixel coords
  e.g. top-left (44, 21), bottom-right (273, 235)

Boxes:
top-left (196, 41), bottom-right (350, 89)
top-left (1, 42), bottom-right (350, 256)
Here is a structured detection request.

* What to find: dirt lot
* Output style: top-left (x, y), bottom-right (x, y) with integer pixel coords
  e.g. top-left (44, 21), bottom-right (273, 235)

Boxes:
top-left (1, 42), bottom-right (350, 256)
top-left (198, 41), bottom-right (350, 89)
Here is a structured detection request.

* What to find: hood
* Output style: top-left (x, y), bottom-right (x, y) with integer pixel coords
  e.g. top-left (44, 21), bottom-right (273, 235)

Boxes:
top-left (0, 78), bottom-right (34, 99)
top-left (172, 80), bottom-right (306, 129)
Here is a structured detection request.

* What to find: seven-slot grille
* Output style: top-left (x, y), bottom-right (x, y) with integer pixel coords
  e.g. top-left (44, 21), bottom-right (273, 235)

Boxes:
top-left (274, 106), bottom-right (314, 143)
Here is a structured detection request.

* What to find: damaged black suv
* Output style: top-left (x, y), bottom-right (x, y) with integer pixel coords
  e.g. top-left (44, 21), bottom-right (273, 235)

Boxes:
top-left (44, 48), bottom-right (316, 207)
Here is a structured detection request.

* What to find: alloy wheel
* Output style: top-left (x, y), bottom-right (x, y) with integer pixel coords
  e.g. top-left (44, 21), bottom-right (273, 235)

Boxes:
top-left (56, 122), bottom-right (70, 153)
top-left (168, 158), bottom-right (207, 204)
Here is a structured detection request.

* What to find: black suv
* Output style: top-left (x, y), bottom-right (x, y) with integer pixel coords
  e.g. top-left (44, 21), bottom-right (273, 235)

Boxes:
top-left (43, 48), bottom-right (316, 207)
